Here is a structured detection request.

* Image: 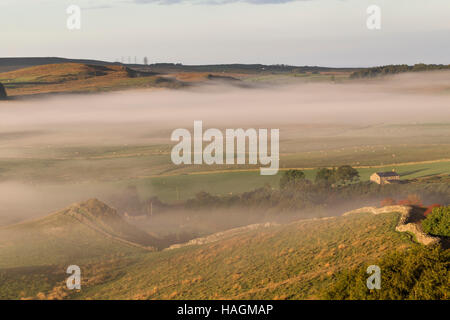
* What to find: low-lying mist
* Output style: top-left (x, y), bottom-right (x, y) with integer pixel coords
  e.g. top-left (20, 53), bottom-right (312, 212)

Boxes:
top-left (0, 71), bottom-right (449, 230)
top-left (1, 71), bottom-right (450, 148)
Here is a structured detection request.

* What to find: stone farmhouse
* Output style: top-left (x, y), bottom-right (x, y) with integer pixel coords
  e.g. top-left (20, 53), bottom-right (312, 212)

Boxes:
top-left (370, 171), bottom-right (400, 185)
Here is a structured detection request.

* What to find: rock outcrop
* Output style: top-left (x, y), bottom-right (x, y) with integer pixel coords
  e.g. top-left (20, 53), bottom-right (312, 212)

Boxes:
top-left (0, 82), bottom-right (7, 99)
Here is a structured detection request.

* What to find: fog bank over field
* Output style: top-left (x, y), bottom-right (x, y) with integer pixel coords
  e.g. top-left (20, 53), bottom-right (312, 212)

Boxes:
top-left (0, 71), bottom-right (449, 226)
top-left (0, 71), bottom-right (450, 149)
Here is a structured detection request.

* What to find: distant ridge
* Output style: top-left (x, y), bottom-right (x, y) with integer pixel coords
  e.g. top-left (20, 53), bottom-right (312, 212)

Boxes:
top-left (0, 62), bottom-right (173, 97)
top-left (0, 57), bottom-right (360, 74)
top-left (0, 57), bottom-right (119, 73)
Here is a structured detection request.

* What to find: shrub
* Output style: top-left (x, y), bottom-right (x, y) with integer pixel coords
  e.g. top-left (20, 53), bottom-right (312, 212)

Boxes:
top-left (422, 206), bottom-right (450, 237)
top-left (424, 204), bottom-right (441, 217)
top-left (323, 246), bottom-right (449, 300)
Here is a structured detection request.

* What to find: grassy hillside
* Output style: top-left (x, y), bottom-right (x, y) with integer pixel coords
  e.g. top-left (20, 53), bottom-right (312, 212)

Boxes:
top-left (74, 211), bottom-right (415, 299)
top-left (0, 201), bottom-right (417, 299)
top-left (2, 194), bottom-right (442, 300)
top-left (0, 57), bottom-right (117, 73)
top-left (0, 63), bottom-right (130, 83)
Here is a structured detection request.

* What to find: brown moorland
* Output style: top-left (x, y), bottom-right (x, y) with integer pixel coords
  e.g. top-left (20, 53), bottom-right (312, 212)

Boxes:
top-left (0, 63), bottom-right (182, 97)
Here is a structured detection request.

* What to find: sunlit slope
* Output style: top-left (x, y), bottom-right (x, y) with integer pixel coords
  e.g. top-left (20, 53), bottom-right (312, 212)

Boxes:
top-left (0, 199), bottom-right (158, 269)
top-left (0, 63), bottom-right (179, 96)
top-left (78, 211), bottom-right (415, 300)
top-left (0, 63), bottom-right (129, 83)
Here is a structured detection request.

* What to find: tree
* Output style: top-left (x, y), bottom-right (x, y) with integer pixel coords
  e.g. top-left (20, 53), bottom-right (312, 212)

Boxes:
top-left (280, 170), bottom-right (306, 189)
top-left (336, 165), bottom-right (360, 185)
top-left (315, 168), bottom-right (336, 186)
top-left (422, 206), bottom-right (449, 237)
top-left (424, 204), bottom-right (441, 216)
top-left (143, 56), bottom-right (148, 65)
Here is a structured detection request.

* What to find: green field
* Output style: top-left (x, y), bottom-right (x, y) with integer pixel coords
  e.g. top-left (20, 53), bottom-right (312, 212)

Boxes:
top-left (125, 160), bottom-right (450, 201)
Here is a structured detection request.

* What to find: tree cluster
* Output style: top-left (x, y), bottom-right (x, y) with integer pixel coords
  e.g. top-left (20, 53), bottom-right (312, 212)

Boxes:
top-left (350, 64), bottom-right (450, 79)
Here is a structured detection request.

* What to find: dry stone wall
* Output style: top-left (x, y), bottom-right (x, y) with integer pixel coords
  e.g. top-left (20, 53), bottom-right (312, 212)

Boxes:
top-left (343, 205), bottom-right (440, 245)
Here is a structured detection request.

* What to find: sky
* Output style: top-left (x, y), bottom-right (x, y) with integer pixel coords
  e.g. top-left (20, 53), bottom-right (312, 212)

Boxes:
top-left (1, 0), bottom-right (450, 67)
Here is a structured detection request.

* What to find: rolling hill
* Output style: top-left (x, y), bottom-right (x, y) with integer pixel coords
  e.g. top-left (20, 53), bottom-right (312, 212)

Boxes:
top-left (0, 63), bottom-right (157, 84)
top-left (0, 198), bottom-right (160, 270)
top-left (0, 200), bottom-right (421, 299)
top-left (0, 63), bottom-right (180, 97)
top-left (0, 57), bottom-right (117, 73)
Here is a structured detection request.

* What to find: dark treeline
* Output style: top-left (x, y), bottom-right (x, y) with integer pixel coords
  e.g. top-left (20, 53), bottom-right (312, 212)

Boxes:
top-left (184, 176), bottom-right (450, 217)
top-left (350, 63), bottom-right (450, 79)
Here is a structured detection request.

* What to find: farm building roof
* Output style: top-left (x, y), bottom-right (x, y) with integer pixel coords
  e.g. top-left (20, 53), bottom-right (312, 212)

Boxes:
top-left (376, 172), bottom-right (400, 177)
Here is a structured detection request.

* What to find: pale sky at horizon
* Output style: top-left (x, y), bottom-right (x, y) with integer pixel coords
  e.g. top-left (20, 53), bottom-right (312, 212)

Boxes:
top-left (1, 0), bottom-right (450, 67)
